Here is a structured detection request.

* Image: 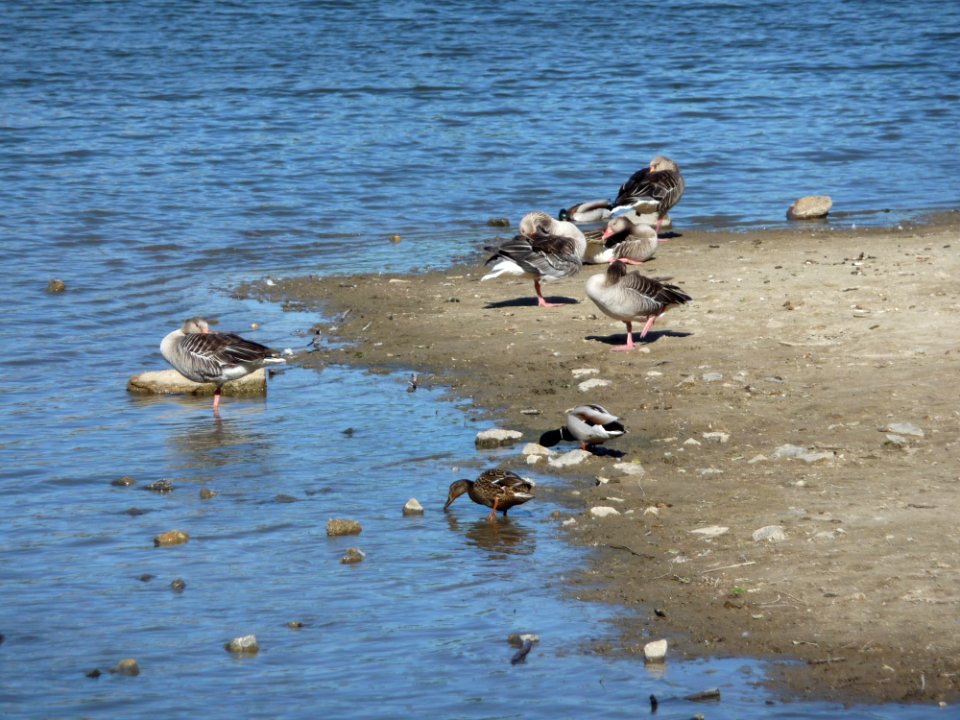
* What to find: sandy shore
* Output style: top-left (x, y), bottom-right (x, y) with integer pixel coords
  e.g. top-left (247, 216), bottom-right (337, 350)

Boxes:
top-left (249, 212), bottom-right (960, 705)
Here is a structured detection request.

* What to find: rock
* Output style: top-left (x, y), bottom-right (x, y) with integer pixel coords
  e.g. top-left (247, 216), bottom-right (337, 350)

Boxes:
top-left (225, 635), bottom-right (259, 655)
top-left (578, 378), bottom-right (611, 392)
top-left (487, 217), bottom-right (510, 228)
top-left (126, 368), bottom-right (268, 397)
top-left (402, 498), bottom-right (424, 516)
top-left (340, 548), bottom-right (366, 564)
top-left (525, 455), bottom-right (542, 465)
top-left (643, 639), bottom-right (668, 663)
top-left (475, 428), bottom-right (523, 449)
top-left (111, 659), bottom-right (140, 676)
top-left (170, 578), bottom-right (186, 593)
top-left (772, 444), bottom-right (807, 459)
top-left (507, 632), bottom-right (540, 647)
top-left (388, 234), bottom-right (402, 243)
top-left (787, 195), bottom-right (832, 220)
top-left (884, 422), bottom-right (924, 437)
top-left (547, 449), bottom-right (592, 468)
top-left (287, 621), bottom-right (305, 630)
top-left (86, 668), bottom-right (101, 679)
top-left (612, 461), bottom-right (646, 478)
top-left (145, 480), bottom-right (173, 494)
top-left (199, 487), bottom-right (218, 500)
top-left (690, 526), bottom-right (729, 538)
top-left (753, 525), bottom-right (787, 542)
top-left (701, 372), bottom-right (723, 382)
top-left (326, 519), bottom-right (362, 536)
top-left (643, 506), bottom-right (660, 516)
top-left (521, 442), bottom-right (554, 456)
top-left (798, 451), bottom-right (834, 463)
top-left (697, 468), bottom-right (723, 477)
top-left (111, 476), bottom-right (135, 487)
top-left (571, 367), bottom-right (599, 378)
top-left (883, 434), bottom-right (909, 448)
top-left (589, 506), bottom-right (621, 518)
top-left (154, 530), bottom-right (189, 547)
top-left (702, 432), bottom-right (730, 444)
top-left (46, 278), bottom-right (67, 293)
top-left (274, 494), bottom-right (298, 503)
top-left (684, 438), bottom-right (701, 446)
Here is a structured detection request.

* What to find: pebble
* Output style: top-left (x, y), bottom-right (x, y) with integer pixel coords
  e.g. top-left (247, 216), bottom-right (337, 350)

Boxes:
top-left (702, 432), bottom-right (730, 444)
top-left (199, 487), bottom-right (218, 500)
top-left (326, 518), bottom-right (362, 536)
top-left (643, 639), bottom-right (668, 663)
top-left (697, 468), bottom-right (723, 477)
top-left (340, 548), bottom-right (366, 564)
top-left (752, 525), bottom-right (787, 542)
top-left (402, 498), bottom-right (424, 516)
top-left (153, 530), bottom-right (189, 547)
top-left (170, 578), bottom-right (186, 593)
top-left (46, 278), bottom-right (67, 293)
top-left (684, 438), bottom-right (701, 446)
top-left (507, 633), bottom-right (540, 647)
top-left (571, 367), bottom-right (599, 378)
top-left (521, 442), bottom-right (554, 456)
top-left (787, 195), bottom-right (833, 219)
top-left (612, 461), bottom-right (646, 478)
top-left (475, 428), bottom-right (523, 449)
top-left (225, 635), bottom-right (260, 655)
top-left (702, 372), bottom-right (723, 382)
top-left (643, 506), bottom-right (660, 516)
top-left (690, 526), bottom-right (729, 538)
top-left (578, 378), bottom-right (611, 392)
top-left (884, 434), bottom-right (909, 448)
top-left (111, 476), bottom-right (135, 487)
top-left (798, 451), bottom-right (834, 463)
top-left (144, 480), bottom-right (174, 494)
top-left (547, 449), bottom-right (592, 468)
top-left (111, 659), bottom-right (140, 676)
top-left (772, 444), bottom-right (807, 459)
top-left (884, 422), bottom-right (924, 437)
top-left (589, 506), bottom-right (621, 518)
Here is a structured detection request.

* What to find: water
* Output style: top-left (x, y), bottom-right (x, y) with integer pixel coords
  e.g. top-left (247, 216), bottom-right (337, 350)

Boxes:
top-left (1, 1), bottom-right (957, 717)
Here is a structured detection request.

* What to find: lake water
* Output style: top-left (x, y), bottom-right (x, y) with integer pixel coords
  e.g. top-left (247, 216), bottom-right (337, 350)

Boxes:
top-left (1, 1), bottom-right (957, 717)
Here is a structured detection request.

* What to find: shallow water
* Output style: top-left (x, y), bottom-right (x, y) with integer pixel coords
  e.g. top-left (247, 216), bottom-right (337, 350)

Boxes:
top-left (1, 1), bottom-right (958, 717)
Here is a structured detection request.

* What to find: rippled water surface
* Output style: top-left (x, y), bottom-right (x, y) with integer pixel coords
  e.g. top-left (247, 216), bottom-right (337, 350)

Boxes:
top-left (1, 1), bottom-right (958, 717)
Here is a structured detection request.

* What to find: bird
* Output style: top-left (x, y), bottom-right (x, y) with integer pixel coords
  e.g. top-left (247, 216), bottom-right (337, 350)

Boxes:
top-left (160, 316), bottom-right (287, 417)
top-left (481, 212), bottom-right (586, 308)
top-left (610, 156), bottom-right (685, 234)
top-left (583, 215), bottom-right (661, 265)
top-left (585, 260), bottom-right (692, 351)
top-left (539, 404), bottom-right (626, 452)
top-left (558, 199), bottom-right (612, 224)
top-left (443, 469), bottom-right (536, 521)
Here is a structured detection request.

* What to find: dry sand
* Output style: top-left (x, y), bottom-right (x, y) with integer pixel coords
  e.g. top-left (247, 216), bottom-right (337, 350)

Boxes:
top-left (248, 212), bottom-right (960, 705)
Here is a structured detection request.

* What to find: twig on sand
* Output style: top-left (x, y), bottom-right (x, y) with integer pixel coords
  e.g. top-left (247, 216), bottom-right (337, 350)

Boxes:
top-left (700, 561), bottom-right (756, 574)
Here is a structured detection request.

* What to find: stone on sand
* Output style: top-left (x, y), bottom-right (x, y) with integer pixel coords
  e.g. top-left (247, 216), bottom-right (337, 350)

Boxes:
top-left (475, 428), bottom-right (523, 449)
top-left (643, 639), bottom-right (668, 663)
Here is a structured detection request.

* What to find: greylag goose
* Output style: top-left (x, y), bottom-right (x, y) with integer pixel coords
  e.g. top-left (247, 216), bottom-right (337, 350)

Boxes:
top-left (160, 316), bottom-right (286, 417)
top-left (585, 261), bottom-right (692, 351)
top-left (558, 199), bottom-right (612, 224)
top-left (539, 404), bottom-right (625, 452)
top-left (583, 215), bottom-right (660, 265)
top-left (482, 212), bottom-right (586, 308)
top-left (443, 469), bottom-right (536, 521)
top-left (610, 156), bottom-right (684, 234)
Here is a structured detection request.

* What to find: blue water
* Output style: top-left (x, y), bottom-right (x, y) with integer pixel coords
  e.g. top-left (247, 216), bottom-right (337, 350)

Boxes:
top-left (1, 1), bottom-right (958, 717)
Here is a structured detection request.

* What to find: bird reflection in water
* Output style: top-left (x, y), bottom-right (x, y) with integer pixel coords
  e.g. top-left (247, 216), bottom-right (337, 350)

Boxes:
top-left (445, 512), bottom-right (535, 557)
top-left (168, 415), bottom-right (272, 481)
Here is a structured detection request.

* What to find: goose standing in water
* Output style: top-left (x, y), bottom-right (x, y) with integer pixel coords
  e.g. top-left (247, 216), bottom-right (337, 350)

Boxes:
top-left (585, 261), bottom-right (692, 351)
top-left (160, 316), bottom-right (286, 417)
top-left (610, 156), bottom-right (684, 235)
top-left (539, 404), bottom-right (626, 452)
top-left (481, 211), bottom-right (586, 308)
top-left (443, 469), bottom-right (536, 521)
top-left (558, 199), bottom-right (612, 224)
top-left (584, 215), bottom-right (661, 265)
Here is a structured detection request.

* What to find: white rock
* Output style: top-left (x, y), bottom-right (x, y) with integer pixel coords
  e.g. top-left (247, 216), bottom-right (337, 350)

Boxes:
top-left (548, 449), bottom-right (593, 468)
top-left (475, 428), bottom-right (523, 449)
top-left (697, 468), bottom-right (723, 477)
top-left (747, 454), bottom-right (767, 464)
top-left (578, 378), bottom-right (611, 392)
top-left (646, 370), bottom-right (663, 377)
top-left (612, 462), bottom-right (646, 477)
top-left (562, 518), bottom-right (577, 526)
top-left (225, 635), bottom-right (260, 654)
top-left (684, 438), bottom-right (702, 446)
top-left (127, 368), bottom-right (268, 396)
top-left (590, 506), bottom-right (621, 518)
top-left (752, 525), bottom-right (787, 542)
top-left (526, 455), bottom-right (542, 465)
top-left (812, 530), bottom-right (838, 541)
top-left (884, 422), bottom-right (924, 438)
top-left (521, 442), bottom-right (554, 456)
top-left (773, 444), bottom-right (807, 459)
top-left (402, 498), bottom-right (424, 516)
top-left (643, 506), bottom-right (660, 516)
top-left (643, 639), bottom-right (668, 663)
top-left (702, 372), bottom-right (723, 382)
top-left (571, 368), bottom-right (599, 378)
top-left (690, 526), bottom-right (729, 538)
top-left (798, 451), bottom-right (834, 463)
top-left (702, 432), bottom-right (730, 444)
top-left (884, 434), bottom-right (909, 448)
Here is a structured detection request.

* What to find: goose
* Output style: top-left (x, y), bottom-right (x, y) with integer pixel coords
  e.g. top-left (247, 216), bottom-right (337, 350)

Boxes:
top-left (160, 316), bottom-right (286, 417)
top-left (583, 215), bottom-right (661, 265)
top-left (610, 156), bottom-right (685, 234)
top-left (558, 199), bottom-right (612, 224)
top-left (443, 469), bottom-right (536, 521)
top-left (585, 260), bottom-right (692, 351)
top-left (539, 404), bottom-right (626, 452)
top-left (481, 212), bottom-right (587, 308)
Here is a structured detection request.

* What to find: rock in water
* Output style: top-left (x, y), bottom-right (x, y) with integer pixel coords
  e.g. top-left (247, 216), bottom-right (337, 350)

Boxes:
top-left (402, 498), bottom-right (424, 516)
top-left (225, 635), bottom-right (260, 655)
top-left (153, 530), bottom-right (189, 547)
top-left (111, 659), bottom-right (140, 676)
top-left (787, 195), bottom-right (832, 219)
top-left (326, 519), bottom-right (362, 536)
top-left (340, 548), bottom-right (366, 564)
top-left (126, 368), bottom-right (268, 397)
top-left (644, 639), bottom-right (668, 663)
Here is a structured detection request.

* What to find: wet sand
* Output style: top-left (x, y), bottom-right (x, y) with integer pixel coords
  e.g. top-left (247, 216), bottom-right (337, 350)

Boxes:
top-left (249, 212), bottom-right (960, 705)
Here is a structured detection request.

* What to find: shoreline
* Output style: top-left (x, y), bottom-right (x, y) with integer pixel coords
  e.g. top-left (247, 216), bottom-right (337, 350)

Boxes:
top-left (249, 212), bottom-right (960, 705)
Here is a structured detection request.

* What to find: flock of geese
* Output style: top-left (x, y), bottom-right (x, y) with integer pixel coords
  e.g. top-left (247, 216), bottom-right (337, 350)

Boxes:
top-left (159, 155), bottom-right (689, 519)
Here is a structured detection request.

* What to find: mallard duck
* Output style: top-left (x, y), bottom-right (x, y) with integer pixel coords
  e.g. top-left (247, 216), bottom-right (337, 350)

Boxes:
top-left (558, 199), bottom-right (612, 224)
top-left (481, 212), bottom-right (586, 308)
top-left (585, 261), bottom-right (692, 351)
top-left (160, 316), bottom-right (286, 417)
top-left (610, 156), bottom-right (685, 234)
top-left (443, 469), bottom-right (536, 521)
top-left (539, 404), bottom-right (626, 452)
top-left (584, 215), bottom-right (661, 265)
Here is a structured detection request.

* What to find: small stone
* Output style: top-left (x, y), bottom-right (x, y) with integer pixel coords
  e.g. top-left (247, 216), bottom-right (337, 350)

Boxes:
top-left (144, 480), bottom-right (174, 494)
top-left (487, 217), bottom-right (510, 228)
top-left (225, 635), bottom-right (259, 655)
top-left (274, 494), bottom-right (298, 503)
top-left (698, 468), bottom-right (724, 477)
top-left (154, 530), bottom-right (189, 547)
top-left (747, 454), bottom-right (767, 464)
top-left (883, 434), bottom-right (909, 448)
top-left (199, 487), bottom-right (218, 500)
top-left (676, 375), bottom-right (697, 386)
top-left (787, 195), bottom-right (832, 220)
top-left (521, 442), bottom-right (554, 456)
top-left (589, 506), bottom-right (621, 518)
top-left (170, 578), bottom-right (186, 593)
top-left (520, 408), bottom-right (541, 416)
top-left (613, 461), bottom-right (646, 478)
top-left (798, 451), bottom-right (834, 463)
top-left (884, 422), bottom-right (924, 438)
top-left (701, 372), bottom-right (723, 382)
top-left (773, 444), bottom-right (807, 459)
top-left (702, 432), bottom-right (730, 444)
top-left (388, 234), bottom-right (402, 243)
top-left (578, 378), bottom-right (611, 392)
top-left (547, 449), bottom-right (592, 468)
top-left (111, 659), bottom-right (140, 676)
top-left (507, 632), bottom-right (540, 646)
top-left (571, 367), bottom-right (599, 378)
top-left (138, 574), bottom-right (155, 582)
top-left (340, 548), bottom-right (366, 564)
top-left (112, 476), bottom-right (135, 487)
top-left (326, 519), bottom-right (362, 536)
top-left (684, 438), bottom-right (701, 446)
top-left (402, 498), bottom-right (424, 516)
top-left (526, 454), bottom-right (542, 465)
top-left (86, 668), bottom-right (102, 679)
top-left (752, 525), bottom-right (787, 542)
top-left (475, 428), bottom-right (523, 449)
top-left (250, 322), bottom-right (260, 330)
top-left (643, 506), bottom-right (660, 516)
top-left (643, 639), bottom-right (668, 663)
top-left (287, 621), bottom-right (305, 630)
top-left (690, 525), bottom-right (729, 538)
top-left (46, 278), bottom-right (67, 293)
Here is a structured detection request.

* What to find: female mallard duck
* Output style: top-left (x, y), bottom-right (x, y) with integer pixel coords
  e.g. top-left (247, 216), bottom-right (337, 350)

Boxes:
top-left (160, 316), bottom-right (286, 417)
top-left (539, 404), bottom-right (626, 452)
top-left (443, 469), bottom-right (536, 521)
top-left (481, 212), bottom-right (587, 308)
top-left (585, 260), bottom-right (692, 351)
top-left (610, 156), bottom-right (685, 234)
top-left (583, 215), bottom-right (661, 265)
top-left (558, 199), bottom-right (612, 224)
